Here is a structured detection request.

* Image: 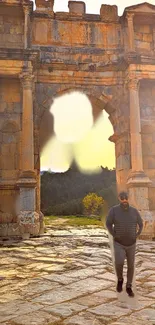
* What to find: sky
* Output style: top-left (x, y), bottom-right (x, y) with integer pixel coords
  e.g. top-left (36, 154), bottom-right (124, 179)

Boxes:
top-left (52, 0), bottom-right (155, 15)
top-left (39, 0), bottom-right (155, 173)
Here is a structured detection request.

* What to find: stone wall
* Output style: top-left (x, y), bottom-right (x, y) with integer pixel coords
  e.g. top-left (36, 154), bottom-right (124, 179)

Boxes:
top-left (134, 24), bottom-right (153, 53)
top-left (32, 17), bottom-right (122, 49)
top-left (0, 8), bottom-right (24, 49)
top-left (0, 79), bottom-right (21, 225)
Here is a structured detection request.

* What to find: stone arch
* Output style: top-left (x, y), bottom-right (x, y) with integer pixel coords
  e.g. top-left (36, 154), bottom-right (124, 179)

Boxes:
top-left (36, 84), bottom-right (119, 151)
top-left (35, 83), bottom-right (131, 211)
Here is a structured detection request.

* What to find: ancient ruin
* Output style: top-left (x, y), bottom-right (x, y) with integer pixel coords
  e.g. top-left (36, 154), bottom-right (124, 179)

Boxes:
top-left (0, 0), bottom-right (155, 239)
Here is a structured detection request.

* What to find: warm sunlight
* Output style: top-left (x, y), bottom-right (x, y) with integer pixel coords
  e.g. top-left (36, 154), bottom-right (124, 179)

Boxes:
top-left (41, 92), bottom-right (115, 172)
top-left (51, 92), bottom-right (93, 143)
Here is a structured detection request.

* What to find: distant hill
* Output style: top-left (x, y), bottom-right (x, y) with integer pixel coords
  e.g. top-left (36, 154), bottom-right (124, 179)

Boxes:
top-left (41, 165), bottom-right (118, 215)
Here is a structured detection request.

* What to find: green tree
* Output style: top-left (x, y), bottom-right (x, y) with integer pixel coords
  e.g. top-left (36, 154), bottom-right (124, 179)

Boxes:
top-left (83, 193), bottom-right (104, 215)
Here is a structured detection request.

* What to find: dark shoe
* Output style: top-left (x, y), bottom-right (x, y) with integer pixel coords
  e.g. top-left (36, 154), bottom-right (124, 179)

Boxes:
top-left (116, 279), bottom-right (123, 292)
top-left (126, 286), bottom-right (134, 297)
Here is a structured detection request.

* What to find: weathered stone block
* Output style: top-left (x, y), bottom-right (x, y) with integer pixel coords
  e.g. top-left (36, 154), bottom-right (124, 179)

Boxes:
top-left (148, 157), bottom-right (155, 169)
top-left (116, 154), bottom-right (130, 170)
top-left (135, 40), bottom-right (151, 50)
top-left (0, 224), bottom-right (8, 236)
top-left (68, 1), bottom-right (86, 15)
top-left (135, 24), bottom-right (151, 34)
top-left (128, 187), bottom-right (149, 210)
top-left (135, 32), bottom-right (143, 41)
top-left (100, 5), bottom-right (118, 22)
top-left (7, 223), bottom-right (20, 236)
top-left (141, 124), bottom-right (155, 134)
top-left (1, 170), bottom-right (18, 179)
top-left (19, 188), bottom-right (36, 211)
top-left (36, 0), bottom-right (54, 11)
top-left (148, 187), bottom-right (155, 210)
top-left (35, 22), bottom-right (48, 43)
top-left (143, 33), bottom-right (153, 42)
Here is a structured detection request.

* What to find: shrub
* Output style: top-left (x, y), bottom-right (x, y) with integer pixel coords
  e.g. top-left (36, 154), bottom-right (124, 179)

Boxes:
top-left (82, 192), bottom-right (104, 216)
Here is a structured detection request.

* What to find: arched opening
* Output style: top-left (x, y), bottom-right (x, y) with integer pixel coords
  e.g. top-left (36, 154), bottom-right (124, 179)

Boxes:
top-left (39, 90), bottom-right (117, 218)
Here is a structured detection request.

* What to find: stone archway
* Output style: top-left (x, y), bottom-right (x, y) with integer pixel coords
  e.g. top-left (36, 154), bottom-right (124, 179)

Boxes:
top-left (0, 0), bottom-right (155, 239)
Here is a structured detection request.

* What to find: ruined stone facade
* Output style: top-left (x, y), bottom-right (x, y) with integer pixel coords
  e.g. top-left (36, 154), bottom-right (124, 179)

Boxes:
top-left (0, 0), bottom-right (155, 239)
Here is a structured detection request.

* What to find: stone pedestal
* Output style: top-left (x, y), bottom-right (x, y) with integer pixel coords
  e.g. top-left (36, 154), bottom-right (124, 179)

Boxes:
top-left (127, 172), bottom-right (153, 239)
top-left (17, 171), bottom-right (40, 238)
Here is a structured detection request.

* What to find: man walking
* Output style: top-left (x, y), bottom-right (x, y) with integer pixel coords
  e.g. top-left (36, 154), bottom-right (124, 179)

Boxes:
top-left (106, 191), bottom-right (143, 297)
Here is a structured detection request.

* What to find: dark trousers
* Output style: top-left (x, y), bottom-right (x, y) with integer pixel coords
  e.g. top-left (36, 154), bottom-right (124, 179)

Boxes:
top-left (114, 241), bottom-right (136, 287)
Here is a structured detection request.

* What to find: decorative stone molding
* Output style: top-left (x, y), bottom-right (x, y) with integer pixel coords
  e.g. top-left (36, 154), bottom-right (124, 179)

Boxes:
top-left (17, 211), bottom-right (40, 237)
top-left (127, 171), bottom-right (152, 187)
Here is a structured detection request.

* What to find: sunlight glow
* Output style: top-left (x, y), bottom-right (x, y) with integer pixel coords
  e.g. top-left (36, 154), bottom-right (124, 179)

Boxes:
top-left (41, 91), bottom-right (115, 172)
top-left (41, 137), bottom-right (73, 172)
top-left (51, 92), bottom-right (93, 143)
top-left (73, 112), bottom-right (115, 173)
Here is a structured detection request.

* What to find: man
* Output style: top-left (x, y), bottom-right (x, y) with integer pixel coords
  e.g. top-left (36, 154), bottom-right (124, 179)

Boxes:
top-left (106, 191), bottom-right (143, 297)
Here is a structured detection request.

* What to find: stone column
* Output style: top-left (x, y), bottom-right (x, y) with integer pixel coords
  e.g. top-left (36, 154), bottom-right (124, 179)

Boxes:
top-left (17, 70), bottom-right (40, 239)
top-left (153, 27), bottom-right (155, 51)
top-left (127, 78), bottom-right (153, 240)
top-left (20, 71), bottom-right (34, 172)
top-left (128, 78), bottom-right (143, 172)
top-left (127, 13), bottom-right (135, 51)
top-left (23, 6), bottom-right (30, 49)
top-left (109, 132), bottom-right (131, 194)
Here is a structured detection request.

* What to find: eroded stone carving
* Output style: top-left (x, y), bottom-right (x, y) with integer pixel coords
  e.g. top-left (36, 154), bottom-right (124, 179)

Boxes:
top-left (17, 211), bottom-right (40, 238)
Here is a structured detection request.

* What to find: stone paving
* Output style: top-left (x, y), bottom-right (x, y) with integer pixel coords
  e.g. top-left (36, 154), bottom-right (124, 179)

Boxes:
top-left (0, 225), bottom-right (155, 325)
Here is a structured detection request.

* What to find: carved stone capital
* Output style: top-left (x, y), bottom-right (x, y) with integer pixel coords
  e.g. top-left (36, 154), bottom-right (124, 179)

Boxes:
top-left (127, 78), bottom-right (139, 91)
top-left (20, 71), bottom-right (34, 90)
top-left (23, 5), bottom-right (30, 15)
top-left (126, 12), bottom-right (135, 22)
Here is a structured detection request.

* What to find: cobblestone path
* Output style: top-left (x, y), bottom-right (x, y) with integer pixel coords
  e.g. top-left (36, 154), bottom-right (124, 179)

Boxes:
top-left (0, 226), bottom-right (155, 325)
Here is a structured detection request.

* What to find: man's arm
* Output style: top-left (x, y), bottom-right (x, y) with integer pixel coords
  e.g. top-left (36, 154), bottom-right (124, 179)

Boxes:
top-left (106, 207), bottom-right (115, 237)
top-left (136, 210), bottom-right (143, 237)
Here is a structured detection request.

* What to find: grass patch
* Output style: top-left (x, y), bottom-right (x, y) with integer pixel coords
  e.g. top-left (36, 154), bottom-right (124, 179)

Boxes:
top-left (44, 215), bottom-right (105, 227)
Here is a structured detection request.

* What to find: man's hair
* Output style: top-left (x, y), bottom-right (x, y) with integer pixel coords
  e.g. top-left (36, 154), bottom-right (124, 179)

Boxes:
top-left (118, 191), bottom-right (128, 198)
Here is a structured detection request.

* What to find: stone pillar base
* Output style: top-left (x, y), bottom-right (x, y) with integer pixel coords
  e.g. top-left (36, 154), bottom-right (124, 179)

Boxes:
top-left (127, 171), bottom-right (153, 240)
top-left (39, 211), bottom-right (45, 235)
top-left (17, 211), bottom-right (40, 238)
